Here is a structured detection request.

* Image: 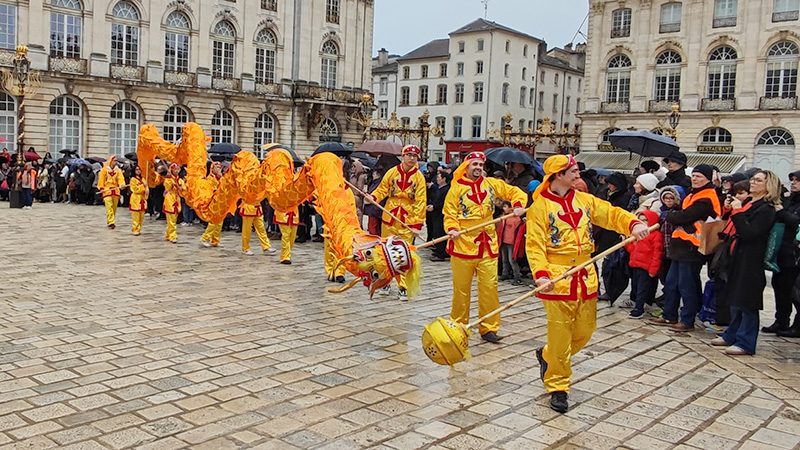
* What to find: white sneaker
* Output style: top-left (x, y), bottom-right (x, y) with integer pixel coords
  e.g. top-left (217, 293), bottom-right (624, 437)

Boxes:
top-left (180, 222), bottom-right (189, 227)
top-left (397, 289), bottom-right (408, 301)
top-left (216, 243), bottom-right (224, 248)
top-left (202, 241), bottom-right (211, 248)
top-left (243, 250), bottom-right (254, 256)
top-left (616, 299), bottom-right (635, 309)
top-left (170, 239), bottom-right (177, 244)
top-left (264, 248), bottom-right (277, 255)
top-left (711, 337), bottom-right (729, 347)
top-left (378, 286), bottom-right (391, 296)
top-left (725, 345), bottom-right (749, 355)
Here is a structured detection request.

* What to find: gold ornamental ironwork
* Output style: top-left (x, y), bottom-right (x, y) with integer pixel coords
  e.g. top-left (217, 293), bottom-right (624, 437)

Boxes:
top-left (2, 44), bottom-right (42, 164)
top-left (486, 113), bottom-right (581, 155)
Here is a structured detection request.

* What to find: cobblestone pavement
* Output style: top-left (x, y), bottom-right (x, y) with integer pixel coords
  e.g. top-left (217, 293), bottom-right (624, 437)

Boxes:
top-left (2, 202), bottom-right (800, 450)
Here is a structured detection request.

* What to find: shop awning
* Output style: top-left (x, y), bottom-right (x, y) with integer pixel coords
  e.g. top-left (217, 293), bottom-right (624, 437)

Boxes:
top-left (575, 151), bottom-right (747, 175)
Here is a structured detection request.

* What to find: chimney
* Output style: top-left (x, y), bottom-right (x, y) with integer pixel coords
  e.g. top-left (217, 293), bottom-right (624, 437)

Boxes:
top-left (378, 48), bottom-right (388, 66)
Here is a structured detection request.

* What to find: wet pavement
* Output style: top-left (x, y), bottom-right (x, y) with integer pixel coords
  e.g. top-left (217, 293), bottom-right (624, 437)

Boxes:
top-left (1, 202), bottom-right (800, 449)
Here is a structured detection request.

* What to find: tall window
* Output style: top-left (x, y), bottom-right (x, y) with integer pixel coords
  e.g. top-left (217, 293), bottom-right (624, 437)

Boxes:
top-left (439, 63), bottom-right (447, 77)
top-left (566, 96), bottom-right (571, 113)
top-left (454, 84), bottom-right (464, 103)
top-left (471, 116), bottom-right (481, 138)
top-left (436, 85), bottom-right (447, 104)
top-left (553, 94), bottom-right (559, 112)
top-left (255, 28), bottom-right (277, 84)
top-left (421, 65), bottom-right (428, 78)
top-left (320, 40), bottom-right (338, 88)
top-left (523, 45), bottom-right (528, 57)
top-left (458, 41), bottom-right (464, 53)
top-left (774, 0), bottom-right (800, 22)
top-left (163, 105), bottom-right (189, 143)
top-left (654, 50), bottom-right (682, 101)
top-left (504, 64), bottom-right (509, 77)
top-left (109, 101), bottom-right (139, 156)
top-left (326, 0), bottom-right (339, 24)
top-left (707, 46), bottom-right (737, 100)
top-left (164, 11), bottom-right (190, 73)
top-left (520, 87), bottom-right (527, 107)
top-left (501, 83), bottom-right (509, 104)
top-left (418, 85), bottom-right (428, 105)
top-left (403, 66), bottom-right (410, 79)
top-left (477, 39), bottom-right (484, 51)
top-left (457, 62), bottom-right (464, 76)
top-left (606, 55), bottom-right (631, 103)
top-left (538, 91), bottom-right (544, 110)
top-left (0, 4), bottom-right (16, 50)
top-left (111, 1), bottom-right (140, 66)
top-left (660, 3), bottom-right (682, 33)
top-left (713, 0), bottom-right (737, 27)
top-left (49, 96), bottom-right (82, 154)
top-left (555, 74), bottom-right (559, 86)
top-left (473, 82), bottom-right (484, 102)
top-left (50, 0), bottom-right (82, 58)
top-left (766, 41), bottom-right (799, 98)
top-left (452, 116), bottom-right (462, 138)
top-left (211, 110), bottom-right (235, 144)
top-left (522, 67), bottom-right (527, 80)
top-left (435, 117), bottom-right (446, 135)
top-left (379, 77), bottom-right (388, 95)
top-left (253, 113), bottom-right (276, 157)
top-left (576, 98), bottom-right (581, 112)
top-left (612, 8), bottom-right (631, 38)
top-left (378, 101), bottom-right (388, 119)
top-left (476, 61), bottom-right (484, 74)
top-left (0, 93), bottom-right (16, 151)
top-left (212, 21), bottom-right (236, 78)
top-left (400, 87), bottom-right (410, 106)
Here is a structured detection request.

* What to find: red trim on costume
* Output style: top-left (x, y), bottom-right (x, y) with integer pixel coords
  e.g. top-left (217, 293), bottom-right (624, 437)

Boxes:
top-left (445, 230), bottom-right (499, 259)
top-left (239, 205), bottom-right (263, 217)
top-left (456, 176), bottom-right (488, 206)
top-left (536, 268), bottom-right (596, 301)
top-left (273, 211), bottom-right (300, 226)
top-left (394, 165), bottom-right (419, 191)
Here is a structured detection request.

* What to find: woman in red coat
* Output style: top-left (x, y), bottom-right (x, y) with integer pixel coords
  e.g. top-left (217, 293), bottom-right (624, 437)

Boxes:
top-left (625, 209), bottom-right (663, 318)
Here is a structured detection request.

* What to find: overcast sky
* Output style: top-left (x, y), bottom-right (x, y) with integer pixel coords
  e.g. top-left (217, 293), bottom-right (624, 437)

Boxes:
top-left (373, 0), bottom-right (589, 56)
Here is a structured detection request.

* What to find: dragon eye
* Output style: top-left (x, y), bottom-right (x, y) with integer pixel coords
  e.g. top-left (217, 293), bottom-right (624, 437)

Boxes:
top-left (372, 271), bottom-right (380, 279)
top-left (365, 249), bottom-right (373, 258)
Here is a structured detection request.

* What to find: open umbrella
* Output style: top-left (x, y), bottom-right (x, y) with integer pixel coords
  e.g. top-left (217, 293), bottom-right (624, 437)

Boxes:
top-left (209, 153), bottom-right (234, 162)
top-left (261, 143), bottom-right (304, 166)
top-left (59, 149), bottom-right (79, 156)
top-left (609, 130), bottom-right (679, 158)
top-left (312, 142), bottom-right (352, 157)
top-left (351, 151), bottom-right (377, 169)
top-left (124, 152), bottom-right (138, 161)
top-left (24, 150), bottom-right (41, 161)
top-left (57, 157), bottom-right (69, 163)
top-left (376, 154), bottom-right (400, 171)
top-left (0, 154), bottom-right (8, 164)
top-left (484, 147), bottom-right (535, 166)
top-left (86, 156), bottom-right (107, 164)
top-left (355, 140), bottom-right (402, 156)
top-left (209, 143), bottom-right (242, 155)
top-left (42, 159), bottom-right (55, 165)
top-left (67, 158), bottom-right (90, 168)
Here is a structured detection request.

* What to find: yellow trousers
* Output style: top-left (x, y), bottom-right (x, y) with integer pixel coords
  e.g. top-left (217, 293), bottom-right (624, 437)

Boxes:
top-left (324, 238), bottom-right (346, 278)
top-left (202, 223), bottom-right (222, 246)
top-left (242, 216), bottom-right (270, 252)
top-left (449, 256), bottom-right (499, 335)
top-left (381, 222), bottom-right (415, 289)
top-left (541, 298), bottom-right (597, 393)
top-left (165, 213), bottom-right (178, 241)
top-left (279, 224), bottom-right (297, 261)
top-left (104, 196), bottom-right (119, 225)
top-left (131, 210), bottom-right (144, 234)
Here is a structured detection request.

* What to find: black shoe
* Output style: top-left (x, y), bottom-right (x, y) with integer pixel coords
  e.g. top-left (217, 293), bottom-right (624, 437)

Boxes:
top-left (776, 327), bottom-right (800, 338)
top-left (481, 331), bottom-right (502, 344)
top-left (280, 260), bottom-right (292, 265)
top-left (597, 294), bottom-right (610, 302)
top-left (499, 275), bottom-right (512, 281)
top-left (335, 275), bottom-right (345, 283)
top-left (312, 235), bottom-right (324, 242)
top-left (536, 347), bottom-right (547, 382)
top-left (430, 255), bottom-right (445, 262)
top-left (511, 279), bottom-right (524, 286)
top-left (762, 321), bottom-right (788, 333)
top-left (550, 391), bottom-right (568, 413)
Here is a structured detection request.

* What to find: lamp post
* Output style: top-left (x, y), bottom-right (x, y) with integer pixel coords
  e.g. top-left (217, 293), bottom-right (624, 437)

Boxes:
top-left (668, 103), bottom-right (681, 139)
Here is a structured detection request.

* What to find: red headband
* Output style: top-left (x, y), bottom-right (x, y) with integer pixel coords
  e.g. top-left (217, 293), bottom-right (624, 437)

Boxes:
top-left (402, 145), bottom-right (421, 156)
top-left (464, 151), bottom-right (486, 163)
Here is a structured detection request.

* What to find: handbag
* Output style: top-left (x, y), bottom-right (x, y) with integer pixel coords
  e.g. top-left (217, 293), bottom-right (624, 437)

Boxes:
top-left (764, 223), bottom-right (784, 273)
top-left (0, 179), bottom-right (7, 190)
top-left (698, 220), bottom-right (727, 255)
top-left (709, 236), bottom-right (733, 282)
top-left (699, 279), bottom-right (716, 324)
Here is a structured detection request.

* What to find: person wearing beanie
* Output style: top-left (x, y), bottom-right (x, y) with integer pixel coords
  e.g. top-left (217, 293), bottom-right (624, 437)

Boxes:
top-left (656, 151), bottom-right (691, 190)
top-left (596, 172), bottom-right (633, 304)
top-left (650, 163), bottom-right (721, 331)
top-left (639, 160), bottom-right (661, 175)
top-left (653, 166), bottom-right (668, 182)
top-left (632, 173), bottom-right (661, 214)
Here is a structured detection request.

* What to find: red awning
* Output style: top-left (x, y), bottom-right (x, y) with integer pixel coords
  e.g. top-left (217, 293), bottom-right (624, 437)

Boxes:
top-left (444, 141), bottom-right (502, 163)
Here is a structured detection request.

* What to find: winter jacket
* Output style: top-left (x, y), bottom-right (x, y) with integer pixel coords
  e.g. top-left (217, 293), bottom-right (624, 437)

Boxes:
top-left (658, 185), bottom-right (685, 260)
top-left (656, 168), bottom-right (691, 191)
top-left (665, 183), bottom-right (719, 261)
top-left (776, 191), bottom-right (800, 268)
top-left (726, 199), bottom-right (777, 311)
top-left (625, 210), bottom-right (664, 276)
top-left (594, 187), bottom-right (632, 253)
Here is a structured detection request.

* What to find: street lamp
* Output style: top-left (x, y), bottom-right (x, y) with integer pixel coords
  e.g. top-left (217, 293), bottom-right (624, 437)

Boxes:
top-left (668, 103), bottom-right (681, 139)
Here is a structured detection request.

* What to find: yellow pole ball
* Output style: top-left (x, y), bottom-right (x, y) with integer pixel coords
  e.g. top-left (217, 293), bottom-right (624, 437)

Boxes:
top-left (421, 317), bottom-right (472, 366)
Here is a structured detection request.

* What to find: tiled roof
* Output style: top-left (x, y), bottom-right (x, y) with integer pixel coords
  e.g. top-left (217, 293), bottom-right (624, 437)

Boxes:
top-left (449, 18), bottom-right (543, 43)
top-left (399, 39), bottom-right (450, 61)
top-left (372, 62), bottom-right (398, 74)
top-left (575, 151), bottom-right (747, 174)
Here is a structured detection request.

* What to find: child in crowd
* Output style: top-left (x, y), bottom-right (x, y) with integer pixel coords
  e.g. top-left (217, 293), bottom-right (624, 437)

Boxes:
top-left (625, 210), bottom-right (663, 318)
top-left (498, 201), bottom-right (524, 286)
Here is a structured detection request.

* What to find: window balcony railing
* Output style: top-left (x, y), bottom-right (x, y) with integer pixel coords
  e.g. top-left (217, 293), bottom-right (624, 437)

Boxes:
top-left (292, 84), bottom-right (364, 104)
top-left (760, 96), bottom-right (797, 110)
top-left (601, 102), bottom-right (629, 113)
top-left (659, 22), bottom-right (681, 33)
top-left (49, 56), bottom-right (88, 74)
top-left (0, 48), bottom-right (15, 66)
top-left (712, 17), bottom-right (736, 28)
top-left (610, 28), bottom-right (630, 38)
top-left (212, 77), bottom-right (241, 91)
top-left (110, 64), bottom-right (145, 80)
top-left (773, 10), bottom-right (799, 22)
top-left (649, 100), bottom-right (679, 112)
top-left (261, 0), bottom-right (277, 11)
top-left (326, 14), bottom-right (339, 24)
top-left (701, 98), bottom-right (735, 111)
top-left (164, 71), bottom-right (196, 86)
top-left (255, 82), bottom-right (281, 95)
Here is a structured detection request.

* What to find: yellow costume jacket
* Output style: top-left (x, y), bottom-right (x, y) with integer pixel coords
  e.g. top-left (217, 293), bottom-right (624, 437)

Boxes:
top-left (443, 176), bottom-right (527, 259)
top-left (97, 166), bottom-right (125, 198)
top-left (239, 202), bottom-right (263, 217)
top-left (162, 176), bottom-right (185, 214)
top-left (371, 165), bottom-right (426, 230)
top-left (526, 188), bottom-right (640, 301)
top-left (273, 207), bottom-right (300, 226)
top-left (128, 176), bottom-right (147, 212)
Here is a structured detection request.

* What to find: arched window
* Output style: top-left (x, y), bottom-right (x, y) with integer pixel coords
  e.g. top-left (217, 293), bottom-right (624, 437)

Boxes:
top-left (109, 101), bottom-right (140, 155)
top-left (418, 85), bottom-right (428, 105)
top-left (654, 50), bottom-right (681, 101)
top-left (758, 128), bottom-right (795, 145)
top-left (163, 105), bottom-right (190, 143)
top-left (755, 128), bottom-right (795, 181)
top-left (0, 92), bottom-right (17, 151)
top-left (522, 67), bottom-right (527, 80)
top-left (111, 1), bottom-right (140, 66)
top-left (599, 127), bottom-right (620, 150)
top-left (165, 11), bottom-right (190, 73)
top-left (49, 0), bottom-right (82, 58)
top-left (320, 40), bottom-right (338, 88)
top-left (211, 110), bottom-right (234, 144)
top-left (319, 118), bottom-right (339, 142)
top-left (606, 55), bottom-right (631, 103)
top-left (504, 63), bottom-right (509, 77)
top-left (766, 41), bottom-right (799, 98)
top-left (700, 127), bottom-right (733, 151)
top-left (523, 44), bottom-right (528, 57)
top-left (212, 21), bottom-right (236, 78)
top-left (255, 28), bottom-right (277, 84)
top-left (49, 96), bottom-right (82, 154)
top-left (707, 46), bottom-right (737, 100)
top-left (253, 113), bottom-right (276, 158)
top-left (660, 2), bottom-right (682, 33)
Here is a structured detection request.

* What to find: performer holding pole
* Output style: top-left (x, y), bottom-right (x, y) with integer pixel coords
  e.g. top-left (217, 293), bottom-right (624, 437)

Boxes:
top-left (163, 163), bottom-right (185, 243)
top-left (443, 152), bottom-right (527, 344)
top-left (129, 164), bottom-right (148, 236)
top-left (366, 144), bottom-right (426, 300)
top-left (201, 162), bottom-right (224, 248)
top-left (526, 154), bottom-right (649, 413)
top-left (97, 155), bottom-right (125, 229)
top-left (240, 201), bottom-right (275, 256)
top-left (273, 206), bottom-right (300, 264)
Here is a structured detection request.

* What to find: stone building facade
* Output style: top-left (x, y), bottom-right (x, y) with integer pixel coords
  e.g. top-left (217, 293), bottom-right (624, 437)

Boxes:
top-left (580, 0), bottom-right (800, 180)
top-left (0, 0), bottom-right (374, 159)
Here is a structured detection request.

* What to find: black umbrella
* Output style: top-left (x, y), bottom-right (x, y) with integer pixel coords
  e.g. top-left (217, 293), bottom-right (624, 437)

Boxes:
top-left (351, 151), bottom-right (377, 169)
top-left (59, 149), bottom-right (78, 156)
top-left (0, 154), bottom-right (8, 164)
top-left (609, 130), bottom-right (679, 158)
top-left (42, 158), bottom-right (55, 165)
top-left (261, 143), bottom-right (304, 166)
top-left (210, 153), bottom-right (234, 162)
top-left (209, 143), bottom-right (242, 155)
top-left (376, 154), bottom-right (400, 171)
top-left (86, 156), bottom-right (107, 164)
top-left (484, 147), bottom-right (535, 166)
top-left (57, 157), bottom-right (69, 163)
top-left (311, 142), bottom-right (352, 157)
top-left (124, 152), bottom-right (138, 161)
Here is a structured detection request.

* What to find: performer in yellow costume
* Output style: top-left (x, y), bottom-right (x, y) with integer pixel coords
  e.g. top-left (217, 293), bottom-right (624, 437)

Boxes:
top-left (97, 155), bottom-right (125, 229)
top-left (273, 206), bottom-right (300, 264)
top-left (443, 152), bottom-right (527, 342)
top-left (324, 187), bottom-right (357, 281)
top-left (240, 201), bottom-right (275, 255)
top-left (526, 154), bottom-right (649, 413)
top-left (201, 162), bottom-right (224, 248)
top-left (162, 163), bottom-right (185, 243)
top-left (128, 164), bottom-right (148, 236)
top-left (369, 145), bottom-right (426, 299)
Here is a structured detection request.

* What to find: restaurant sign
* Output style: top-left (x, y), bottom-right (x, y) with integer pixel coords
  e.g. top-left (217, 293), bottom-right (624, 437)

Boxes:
top-left (697, 145), bottom-right (734, 153)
